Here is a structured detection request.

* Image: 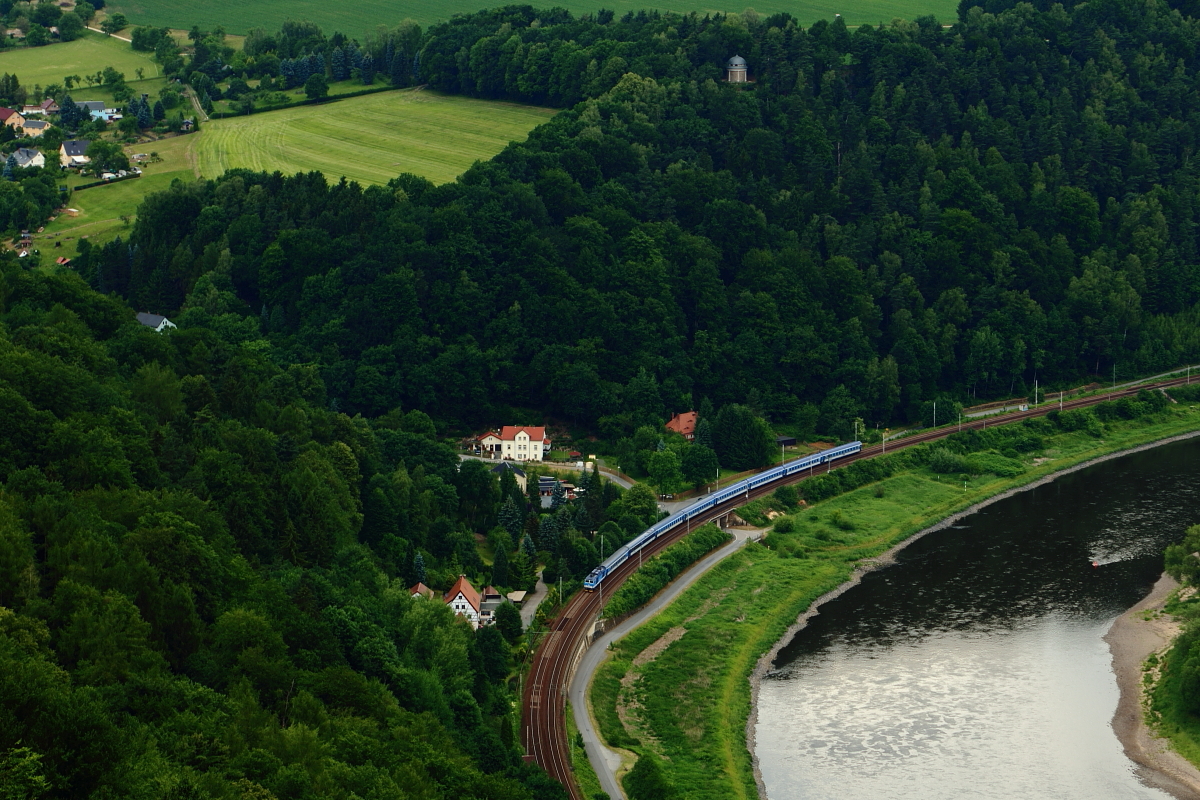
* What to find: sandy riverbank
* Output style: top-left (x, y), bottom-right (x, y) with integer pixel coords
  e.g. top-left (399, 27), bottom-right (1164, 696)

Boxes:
top-left (746, 428), bottom-right (1200, 800)
top-left (1105, 574), bottom-right (1200, 799)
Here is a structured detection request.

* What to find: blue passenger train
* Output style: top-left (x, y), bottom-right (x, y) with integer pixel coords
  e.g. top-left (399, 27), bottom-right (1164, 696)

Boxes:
top-left (583, 441), bottom-right (862, 590)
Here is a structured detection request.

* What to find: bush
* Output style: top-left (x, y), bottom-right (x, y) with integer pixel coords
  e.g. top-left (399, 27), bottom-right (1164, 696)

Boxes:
top-left (928, 447), bottom-right (968, 474)
top-left (964, 452), bottom-right (1025, 477)
top-left (773, 484), bottom-right (799, 509)
top-left (772, 516), bottom-right (795, 533)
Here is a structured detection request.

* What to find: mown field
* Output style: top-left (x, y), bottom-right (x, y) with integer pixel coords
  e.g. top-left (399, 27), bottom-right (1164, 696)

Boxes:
top-left (0, 31), bottom-right (158, 88)
top-left (589, 401), bottom-right (1200, 799)
top-left (194, 89), bottom-right (557, 186)
top-left (106, 0), bottom-right (959, 38)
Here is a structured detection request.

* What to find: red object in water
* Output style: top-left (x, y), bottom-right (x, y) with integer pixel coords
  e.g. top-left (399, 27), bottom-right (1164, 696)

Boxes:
top-left (1092, 561), bottom-right (1099, 568)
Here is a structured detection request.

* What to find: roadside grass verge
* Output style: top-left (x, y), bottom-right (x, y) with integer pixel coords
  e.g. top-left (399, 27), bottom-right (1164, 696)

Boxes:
top-left (0, 31), bottom-right (158, 87)
top-left (194, 89), bottom-right (557, 186)
top-left (589, 401), bottom-right (1200, 799)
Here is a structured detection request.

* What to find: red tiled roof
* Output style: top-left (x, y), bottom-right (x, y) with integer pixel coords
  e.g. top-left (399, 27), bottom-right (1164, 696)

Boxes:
top-left (666, 411), bottom-right (698, 437)
top-left (0, 108), bottom-right (17, 121)
top-left (409, 582), bottom-right (433, 598)
top-left (445, 575), bottom-right (480, 613)
top-left (499, 425), bottom-right (546, 442)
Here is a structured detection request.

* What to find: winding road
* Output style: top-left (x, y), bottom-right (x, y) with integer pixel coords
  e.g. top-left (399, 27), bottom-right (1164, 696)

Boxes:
top-left (522, 368), bottom-right (1200, 800)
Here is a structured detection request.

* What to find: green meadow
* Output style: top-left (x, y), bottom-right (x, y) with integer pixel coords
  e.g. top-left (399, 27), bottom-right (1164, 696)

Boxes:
top-left (194, 89), bottom-right (557, 186)
top-left (589, 402), bottom-right (1200, 799)
top-left (0, 31), bottom-right (159, 88)
top-left (106, 0), bottom-right (959, 38)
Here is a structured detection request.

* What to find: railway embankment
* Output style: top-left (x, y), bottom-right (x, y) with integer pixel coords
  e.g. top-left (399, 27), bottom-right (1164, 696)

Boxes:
top-left (585, 393), bottom-right (1200, 800)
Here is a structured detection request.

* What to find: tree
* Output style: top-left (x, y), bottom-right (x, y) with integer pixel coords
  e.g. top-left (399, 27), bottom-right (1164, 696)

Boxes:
top-left (681, 444), bottom-right (718, 489)
top-left (100, 13), bottom-right (128, 33)
top-left (713, 405), bottom-right (774, 470)
top-left (84, 140), bottom-right (130, 173)
top-left (647, 449), bottom-right (683, 495)
top-left (494, 601), bottom-right (522, 644)
top-left (26, 25), bottom-right (50, 47)
top-left (550, 480), bottom-right (566, 510)
top-left (490, 545), bottom-right (509, 588)
top-left (152, 100), bottom-right (165, 121)
top-left (475, 625), bottom-right (510, 684)
top-left (304, 73), bottom-right (329, 100)
top-left (2, 154), bottom-right (13, 182)
top-left (57, 11), bottom-right (85, 41)
top-left (624, 754), bottom-right (676, 800)
top-left (498, 497), bottom-right (522, 541)
top-left (413, 551), bottom-right (426, 584)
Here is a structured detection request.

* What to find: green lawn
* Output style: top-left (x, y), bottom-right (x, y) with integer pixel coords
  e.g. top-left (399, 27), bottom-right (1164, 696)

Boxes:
top-left (194, 89), bottom-right (557, 186)
top-left (0, 31), bottom-right (159, 89)
top-left (41, 133), bottom-right (196, 247)
top-left (106, 0), bottom-right (958, 37)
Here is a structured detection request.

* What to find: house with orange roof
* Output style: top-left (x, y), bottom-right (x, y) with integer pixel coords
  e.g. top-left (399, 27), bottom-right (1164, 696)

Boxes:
top-left (409, 582), bottom-right (433, 600)
top-left (476, 425), bottom-right (551, 461)
top-left (666, 411), bottom-right (698, 440)
top-left (445, 575), bottom-right (481, 628)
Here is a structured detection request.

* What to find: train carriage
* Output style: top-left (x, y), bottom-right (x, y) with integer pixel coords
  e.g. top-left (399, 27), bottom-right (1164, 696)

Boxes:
top-left (584, 441), bottom-right (862, 590)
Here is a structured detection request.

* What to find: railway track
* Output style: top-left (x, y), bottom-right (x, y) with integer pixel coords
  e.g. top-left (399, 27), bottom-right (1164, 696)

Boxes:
top-left (521, 374), bottom-right (1199, 799)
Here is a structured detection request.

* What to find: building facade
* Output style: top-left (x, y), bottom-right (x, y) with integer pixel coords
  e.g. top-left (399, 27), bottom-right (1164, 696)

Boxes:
top-left (477, 426), bottom-right (551, 461)
top-left (726, 55), bottom-right (748, 82)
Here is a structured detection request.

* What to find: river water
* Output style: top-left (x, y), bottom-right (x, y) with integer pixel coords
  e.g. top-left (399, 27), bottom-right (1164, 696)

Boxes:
top-left (755, 438), bottom-right (1200, 800)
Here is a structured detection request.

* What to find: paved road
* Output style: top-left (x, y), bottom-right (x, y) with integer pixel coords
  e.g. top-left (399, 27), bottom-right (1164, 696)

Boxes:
top-left (521, 571), bottom-right (548, 628)
top-left (569, 528), bottom-right (763, 800)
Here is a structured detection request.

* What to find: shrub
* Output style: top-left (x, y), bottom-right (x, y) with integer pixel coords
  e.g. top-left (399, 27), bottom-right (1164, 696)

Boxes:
top-left (773, 484), bottom-right (799, 509)
top-left (964, 452), bottom-right (1025, 477)
top-left (928, 447), bottom-right (968, 474)
top-left (772, 516), bottom-right (795, 533)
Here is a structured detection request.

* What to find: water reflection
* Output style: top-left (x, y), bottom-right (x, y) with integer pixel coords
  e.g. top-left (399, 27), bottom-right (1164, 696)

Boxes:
top-left (756, 438), bottom-right (1200, 800)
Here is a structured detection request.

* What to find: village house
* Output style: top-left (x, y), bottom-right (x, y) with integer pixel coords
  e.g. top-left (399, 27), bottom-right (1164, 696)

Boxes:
top-left (135, 312), bottom-right (177, 333)
top-left (20, 119), bottom-right (49, 138)
top-left (59, 139), bottom-right (90, 168)
top-left (21, 105), bottom-right (44, 117)
top-left (445, 575), bottom-right (482, 628)
top-left (0, 107), bottom-right (25, 130)
top-left (409, 582), bottom-right (433, 600)
top-left (479, 586), bottom-right (504, 625)
top-left (39, 98), bottom-right (59, 114)
top-left (666, 411), bottom-right (698, 440)
top-left (490, 462), bottom-right (527, 492)
top-left (13, 148), bottom-right (44, 169)
top-left (476, 426), bottom-right (551, 461)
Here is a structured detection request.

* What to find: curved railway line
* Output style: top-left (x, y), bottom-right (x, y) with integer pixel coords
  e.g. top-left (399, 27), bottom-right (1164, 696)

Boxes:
top-left (521, 374), bottom-right (1199, 799)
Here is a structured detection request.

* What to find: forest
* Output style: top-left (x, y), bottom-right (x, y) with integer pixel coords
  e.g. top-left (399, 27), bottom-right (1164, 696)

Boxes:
top-left (79, 0), bottom-right (1200, 448)
top-left (0, 256), bottom-right (663, 797)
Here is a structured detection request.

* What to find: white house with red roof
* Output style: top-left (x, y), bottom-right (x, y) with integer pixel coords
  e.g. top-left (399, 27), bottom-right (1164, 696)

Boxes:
top-left (477, 426), bottom-right (551, 461)
top-left (666, 411), bottom-right (698, 440)
top-left (409, 582), bottom-right (433, 600)
top-left (445, 575), bottom-right (482, 628)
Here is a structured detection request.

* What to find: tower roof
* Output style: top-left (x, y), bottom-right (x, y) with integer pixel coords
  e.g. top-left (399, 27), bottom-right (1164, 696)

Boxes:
top-left (727, 55), bottom-right (747, 68)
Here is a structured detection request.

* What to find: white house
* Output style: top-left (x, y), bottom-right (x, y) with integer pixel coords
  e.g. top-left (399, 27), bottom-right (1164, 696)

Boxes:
top-left (445, 575), bottom-right (481, 628)
top-left (477, 426), bottom-right (551, 461)
top-left (409, 582), bottom-right (433, 600)
top-left (136, 312), bottom-right (177, 333)
top-left (13, 148), bottom-right (44, 169)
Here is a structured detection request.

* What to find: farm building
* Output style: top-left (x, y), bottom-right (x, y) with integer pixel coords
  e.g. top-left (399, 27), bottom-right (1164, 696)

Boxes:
top-left (726, 55), bottom-right (748, 82)
top-left (409, 582), bottom-right (433, 600)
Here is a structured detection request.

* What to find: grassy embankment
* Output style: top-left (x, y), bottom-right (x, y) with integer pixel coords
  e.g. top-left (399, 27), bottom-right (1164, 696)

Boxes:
top-left (0, 30), bottom-right (159, 88)
top-left (106, 0), bottom-right (959, 36)
top-left (589, 396), bottom-right (1200, 799)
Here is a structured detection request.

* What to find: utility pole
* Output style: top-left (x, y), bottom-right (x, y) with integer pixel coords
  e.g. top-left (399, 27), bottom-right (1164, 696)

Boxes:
top-left (933, 401), bottom-right (937, 428)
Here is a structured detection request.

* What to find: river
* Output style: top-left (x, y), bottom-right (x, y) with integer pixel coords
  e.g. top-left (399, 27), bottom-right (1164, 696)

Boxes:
top-left (755, 438), bottom-right (1200, 800)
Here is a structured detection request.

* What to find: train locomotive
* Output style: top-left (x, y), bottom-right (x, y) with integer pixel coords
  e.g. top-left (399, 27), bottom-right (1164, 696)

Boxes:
top-left (583, 441), bottom-right (862, 590)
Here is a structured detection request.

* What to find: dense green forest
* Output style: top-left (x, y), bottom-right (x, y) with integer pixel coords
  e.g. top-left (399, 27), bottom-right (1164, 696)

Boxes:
top-left (0, 256), bottom-right (667, 798)
top-left (83, 0), bottom-right (1200, 447)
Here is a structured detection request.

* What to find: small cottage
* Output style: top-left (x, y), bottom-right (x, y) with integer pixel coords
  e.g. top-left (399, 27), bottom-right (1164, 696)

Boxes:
top-left (490, 461), bottom-right (527, 492)
top-left (0, 107), bottom-right (25, 130)
top-left (59, 139), bottom-right (90, 167)
top-left (409, 582), bottom-right (434, 600)
top-left (666, 411), bottom-right (698, 440)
